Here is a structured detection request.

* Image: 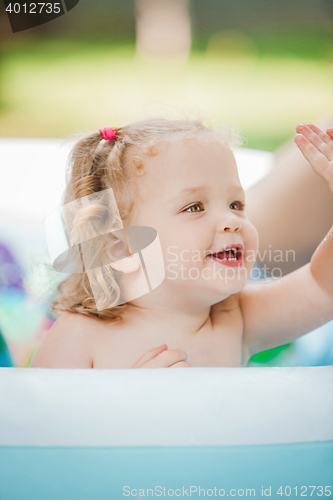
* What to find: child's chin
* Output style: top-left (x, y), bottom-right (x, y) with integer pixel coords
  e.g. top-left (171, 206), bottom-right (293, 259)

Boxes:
top-left (222, 281), bottom-right (245, 295)
top-left (205, 276), bottom-right (246, 296)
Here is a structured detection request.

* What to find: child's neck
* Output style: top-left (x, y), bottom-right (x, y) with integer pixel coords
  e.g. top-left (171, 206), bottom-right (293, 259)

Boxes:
top-left (125, 300), bottom-right (212, 338)
top-left (121, 279), bottom-right (232, 337)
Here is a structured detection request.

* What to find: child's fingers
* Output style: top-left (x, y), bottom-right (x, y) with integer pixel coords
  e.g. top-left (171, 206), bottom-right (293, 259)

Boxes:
top-left (305, 123), bottom-right (333, 150)
top-left (139, 348), bottom-right (188, 368)
top-left (131, 344), bottom-right (168, 368)
top-left (327, 128), bottom-right (333, 141)
top-left (169, 361), bottom-right (191, 368)
top-left (294, 133), bottom-right (333, 189)
top-left (293, 133), bottom-right (323, 166)
top-left (293, 134), bottom-right (328, 179)
top-left (149, 348), bottom-right (187, 368)
top-left (295, 124), bottom-right (333, 162)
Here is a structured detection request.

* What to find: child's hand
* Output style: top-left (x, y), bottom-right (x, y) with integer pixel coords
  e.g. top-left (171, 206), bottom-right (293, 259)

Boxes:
top-left (131, 344), bottom-right (190, 368)
top-left (294, 123), bottom-right (333, 195)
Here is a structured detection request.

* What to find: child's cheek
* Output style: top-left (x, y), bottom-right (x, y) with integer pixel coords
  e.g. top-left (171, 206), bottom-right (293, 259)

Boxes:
top-left (163, 239), bottom-right (204, 281)
top-left (244, 224), bottom-right (259, 270)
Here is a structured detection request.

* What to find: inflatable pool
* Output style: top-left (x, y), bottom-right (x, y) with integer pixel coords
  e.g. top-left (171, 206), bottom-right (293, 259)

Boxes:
top-left (0, 366), bottom-right (332, 499)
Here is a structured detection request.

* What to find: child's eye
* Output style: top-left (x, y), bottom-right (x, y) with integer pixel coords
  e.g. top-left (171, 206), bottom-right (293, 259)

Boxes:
top-left (183, 202), bottom-right (205, 213)
top-left (229, 201), bottom-right (245, 211)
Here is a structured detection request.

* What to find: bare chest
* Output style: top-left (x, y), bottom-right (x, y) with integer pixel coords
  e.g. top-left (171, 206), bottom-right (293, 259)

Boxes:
top-left (92, 309), bottom-right (244, 369)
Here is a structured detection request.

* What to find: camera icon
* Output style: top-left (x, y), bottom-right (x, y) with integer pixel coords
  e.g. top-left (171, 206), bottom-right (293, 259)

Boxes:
top-left (45, 188), bottom-right (165, 311)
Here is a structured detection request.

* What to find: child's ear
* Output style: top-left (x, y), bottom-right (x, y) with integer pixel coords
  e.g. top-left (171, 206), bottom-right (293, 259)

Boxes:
top-left (103, 240), bottom-right (141, 274)
top-left (108, 254), bottom-right (141, 274)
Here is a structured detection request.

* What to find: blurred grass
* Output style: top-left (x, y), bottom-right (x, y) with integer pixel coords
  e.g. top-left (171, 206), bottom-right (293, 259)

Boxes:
top-left (0, 29), bottom-right (332, 151)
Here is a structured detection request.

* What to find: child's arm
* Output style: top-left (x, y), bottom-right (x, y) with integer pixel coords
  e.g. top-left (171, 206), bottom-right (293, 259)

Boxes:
top-left (240, 123), bottom-right (333, 357)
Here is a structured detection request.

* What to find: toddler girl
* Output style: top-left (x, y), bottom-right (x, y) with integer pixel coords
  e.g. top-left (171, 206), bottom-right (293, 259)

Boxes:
top-left (29, 118), bottom-right (333, 369)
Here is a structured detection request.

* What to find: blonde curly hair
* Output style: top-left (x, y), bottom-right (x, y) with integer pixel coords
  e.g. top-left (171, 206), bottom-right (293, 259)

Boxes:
top-left (49, 117), bottom-right (242, 323)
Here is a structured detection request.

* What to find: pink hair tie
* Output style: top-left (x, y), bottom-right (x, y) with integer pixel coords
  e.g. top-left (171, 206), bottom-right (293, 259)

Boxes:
top-left (99, 126), bottom-right (118, 141)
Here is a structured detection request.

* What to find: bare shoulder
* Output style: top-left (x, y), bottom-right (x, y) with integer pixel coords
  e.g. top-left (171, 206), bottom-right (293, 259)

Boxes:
top-left (29, 311), bottom-right (99, 369)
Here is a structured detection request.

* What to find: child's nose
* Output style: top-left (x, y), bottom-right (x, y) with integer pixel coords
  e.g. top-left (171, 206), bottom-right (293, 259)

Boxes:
top-left (217, 215), bottom-right (242, 233)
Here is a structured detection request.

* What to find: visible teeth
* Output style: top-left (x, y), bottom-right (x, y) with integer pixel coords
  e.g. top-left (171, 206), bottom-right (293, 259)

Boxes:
top-left (211, 251), bottom-right (238, 260)
top-left (208, 247), bottom-right (242, 261)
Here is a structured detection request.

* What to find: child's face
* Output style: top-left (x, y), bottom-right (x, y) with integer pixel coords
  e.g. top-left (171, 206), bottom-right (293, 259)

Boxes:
top-left (127, 136), bottom-right (259, 301)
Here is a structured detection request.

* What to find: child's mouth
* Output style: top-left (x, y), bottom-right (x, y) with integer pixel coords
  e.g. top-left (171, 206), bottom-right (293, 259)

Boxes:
top-left (208, 246), bottom-right (243, 267)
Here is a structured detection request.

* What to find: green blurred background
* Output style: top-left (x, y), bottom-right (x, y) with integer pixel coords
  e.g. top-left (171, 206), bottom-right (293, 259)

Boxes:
top-left (0, 0), bottom-right (332, 151)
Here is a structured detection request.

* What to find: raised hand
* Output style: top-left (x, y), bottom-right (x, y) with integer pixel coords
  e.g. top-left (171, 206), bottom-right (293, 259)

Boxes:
top-left (131, 344), bottom-right (190, 368)
top-left (294, 123), bottom-right (333, 195)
